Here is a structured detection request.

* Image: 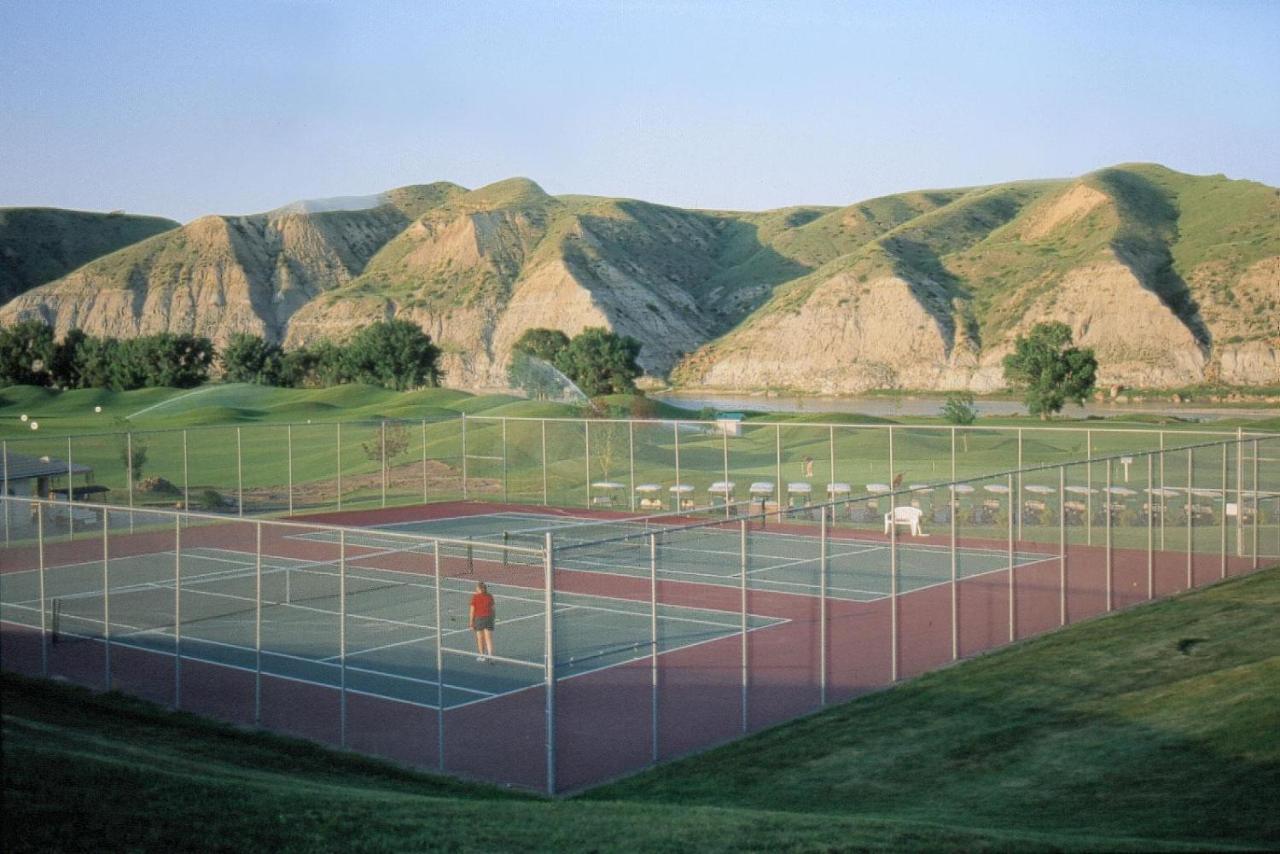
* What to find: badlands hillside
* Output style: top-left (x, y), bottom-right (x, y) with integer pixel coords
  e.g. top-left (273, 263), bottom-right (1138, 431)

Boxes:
top-left (1, 164), bottom-right (1276, 391)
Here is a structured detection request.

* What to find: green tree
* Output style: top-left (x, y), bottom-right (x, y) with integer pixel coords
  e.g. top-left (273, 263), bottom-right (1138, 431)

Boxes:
top-left (553, 328), bottom-right (641, 397)
top-left (220, 333), bottom-right (285, 384)
top-left (1002, 322), bottom-right (1098, 418)
top-left (0, 319), bottom-right (54, 386)
top-left (512, 328), bottom-right (571, 363)
top-left (343, 319), bottom-right (442, 390)
top-left (74, 336), bottom-right (122, 389)
top-left (48, 328), bottom-right (89, 388)
top-left (120, 437), bottom-right (147, 483)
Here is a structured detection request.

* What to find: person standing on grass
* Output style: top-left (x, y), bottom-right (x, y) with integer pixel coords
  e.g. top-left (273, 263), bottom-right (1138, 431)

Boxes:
top-left (469, 581), bottom-right (496, 663)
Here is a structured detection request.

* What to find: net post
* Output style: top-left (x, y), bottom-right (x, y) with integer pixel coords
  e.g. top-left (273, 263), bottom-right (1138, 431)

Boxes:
top-left (1186, 447), bottom-right (1193, 589)
top-left (38, 502), bottom-right (47, 677)
top-left (381, 420), bottom-right (388, 509)
top-left (544, 532), bottom-right (556, 795)
top-left (629, 419), bottom-right (636, 513)
top-left (102, 514), bottom-right (111, 689)
top-left (739, 517), bottom-right (748, 733)
top-left (1220, 443), bottom-right (1228, 580)
top-left (649, 532), bottom-right (658, 764)
top-left (1152, 453), bottom-right (1162, 601)
top-left (339, 529), bottom-right (347, 749)
top-left (502, 417), bottom-right (509, 505)
top-left (1085, 429), bottom-right (1093, 546)
top-left (1251, 439), bottom-right (1259, 571)
top-left (1058, 465), bottom-right (1066, 626)
top-left (950, 482), bottom-right (958, 661)
top-left (336, 422), bottom-right (343, 511)
top-left (174, 515), bottom-right (182, 709)
top-left (421, 419), bottom-right (428, 504)
top-left (1104, 460), bottom-right (1112, 613)
top-left (541, 419), bottom-right (548, 506)
top-left (433, 542), bottom-right (445, 772)
top-left (889, 485), bottom-right (899, 682)
top-left (1007, 473), bottom-right (1015, 640)
top-left (819, 510), bottom-right (828, 704)
top-left (288, 424), bottom-right (295, 516)
top-left (460, 414), bottom-right (468, 500)
top-left (236, 426), bottom-right (243, 517)
top-left (179, 429), bottom-right (189, 515)
top-left (255, 521), bottom-right (262, 726)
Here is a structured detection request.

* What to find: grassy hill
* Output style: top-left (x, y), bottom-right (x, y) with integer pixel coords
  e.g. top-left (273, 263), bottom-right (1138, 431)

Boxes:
top-left (4, 565), bottom-right (1277, 852)
top-left (0, 207), bottom-right (179, 304)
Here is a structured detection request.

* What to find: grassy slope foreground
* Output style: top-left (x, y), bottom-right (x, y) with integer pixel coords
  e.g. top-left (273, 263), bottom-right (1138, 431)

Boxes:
top-left (4, 567), bottom-right (1278, 852)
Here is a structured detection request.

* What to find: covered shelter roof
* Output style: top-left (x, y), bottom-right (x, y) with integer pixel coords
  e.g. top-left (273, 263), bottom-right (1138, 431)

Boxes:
top-left (1, 449), bottom-right (93, 482)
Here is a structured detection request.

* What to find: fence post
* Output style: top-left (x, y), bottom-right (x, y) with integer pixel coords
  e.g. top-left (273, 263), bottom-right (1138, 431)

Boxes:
top-left (1016, 428), bottom-right (1024, 541)
top-left (339, 530), bottom-right (347, 748)
top-left (544, 532), bottom-right (556, 795)
top-left (1105, 460), bottom-right (1112, 612)
top-left (288, 425), bottom-right (295, 515)
top-left (174, 516), bottom-right (182, 709)
top-left (102, 518), bottom-right (111, 689)
top-left (460, 415), bottom-right (467, 500)
top-left (38, 503), bottom-right (47, 676)
top-left (1251, 439), bottom-right (1259, 571)
top-left (336, 422), bottom-right (343, 511)
top-left (888, 425), bottom-right (895, 490)
top-left (433, 542), bottom-right (445, 771)
top-left (1236, 427), bottom-right (1244, 557)
top-left (739, 518), bottom-right (748, 733)
top-left (1152, 453), bottom-right (1162, 601)
top-left (2, 439), bottom-right (7, 545)
top-left (236, 426), bottom-right (243, 517)
top-left (950, 480), bottom-right (958, 660)
top-left (629, 420), bottom-right (636, 513)
top-left (583, 420), bottom-right (590, 508)
top-left (126, 432), bottom-right (135, 530)
top-left (1220, 444), bottom-right (1228, 579)
top-left (649, 533), bottom-right (659, 764)
top-left (421, 420), bottom-right (428, 504)
top-left (1007, 473), bottom-right (1015, 640)
top-left (1058, 465), bottom-right (1067, 626)
top-left (775, 424), bottom-right (783, 521)
top-left (722, 428), bottom-right (730, 519)
top-left (890, 485), bottom-right (899, 682)
top-left (951, 427), bottom-right (957, 483)
top-left (820, 510), bottom-right (828, 703)
top-left (381, 421), bottom-right (388, 508)
top-left (502, 417), bottom-right (509, 505)
top-left (1158, 430), bottom-right (1166, 550)
top-left (1085, 429), bottom-right (1093, 546)
top-left (1186, 447), bottom-right (1193, 590)
top-left (828, 425), bottom-right (835, 488)
top-left (254, 522), bottom-right (262, 725)
top-left (673, 422), bottom-right (681, 497)
top-left (541, 419), bottom-right (548, 506)
top-left (67, 436), bottom-right (74, 539)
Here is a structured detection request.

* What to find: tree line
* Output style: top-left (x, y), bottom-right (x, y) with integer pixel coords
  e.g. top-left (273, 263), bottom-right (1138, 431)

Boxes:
top-left (0, 318), bottom-right (442, 391)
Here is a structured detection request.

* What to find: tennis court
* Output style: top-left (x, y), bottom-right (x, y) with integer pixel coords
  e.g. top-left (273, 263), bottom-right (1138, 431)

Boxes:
top-left (0, 543), bottom-right (784, 711)
top-left (291, 509), bottom-right (1058, 602)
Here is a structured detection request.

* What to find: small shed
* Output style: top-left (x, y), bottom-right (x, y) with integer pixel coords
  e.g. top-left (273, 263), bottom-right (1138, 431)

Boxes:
top-left (715, 412), bottom-right (746, 437)
top-left (2, 449), bottom-right (96, 533)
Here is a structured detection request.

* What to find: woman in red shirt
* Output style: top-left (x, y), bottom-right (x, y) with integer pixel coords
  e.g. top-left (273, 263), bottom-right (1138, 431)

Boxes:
top-left (469, 581), bottom-right (496, 663)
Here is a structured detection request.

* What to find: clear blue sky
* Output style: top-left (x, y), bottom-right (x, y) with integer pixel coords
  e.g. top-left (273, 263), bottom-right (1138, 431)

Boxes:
top-left (2, 0), bottom-right (1277, 222)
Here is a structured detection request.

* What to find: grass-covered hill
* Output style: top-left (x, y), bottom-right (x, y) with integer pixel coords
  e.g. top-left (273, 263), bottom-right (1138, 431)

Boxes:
top-left (0, 207), bottom-right (179, 303)
top-left (2, 165), bottom-right (1276, 394)
top-left (4, 563), bottom-right (1277, 851)
top-left (676, 165), bottom-right (1279, 394)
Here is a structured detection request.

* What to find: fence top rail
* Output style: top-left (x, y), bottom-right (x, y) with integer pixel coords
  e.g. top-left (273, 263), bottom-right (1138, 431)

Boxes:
top-left (0, 495), bottom-right (546, 557)
top-left (0, 414), bottom-right (463, 443)
top-left (460, 413), bottom-right (1271, 437)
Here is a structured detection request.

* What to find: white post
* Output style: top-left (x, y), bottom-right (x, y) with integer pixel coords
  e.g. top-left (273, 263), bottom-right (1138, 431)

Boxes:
top-left (38, 504), bottom-right (47, 676)
top-left (722, 428), bottom-right (730, 519)
top-left (775, 424), bottom-right (783, 522)
top-left (890, 483), bottom-right (899, 681)
top-left (255, 522), bottom-right (262, 725)
top-left (583, 420), bottom-right (590, 508)
top-left (950, 479), bottom-right (958, 660)
top-left (544, 532), bottom-right (556, 795)
top-left (1, 439), bottom-right (8, 545)
top-left (629, 420), bottom-right (636, 513)
top-left (1105, 460), bottom-right (1112, 612)
top-left (673, 423), bottom-right (681, 501)
top-left (1146, 454), bottom-right (1154, 600)
top-left (182, 430), bottom-right (189, 514)
top-left (1220, 444), bottom-right (1228, 579)
top-left (1085, 429), bottom-right (1093, 546)
top-left (421, 420), bottom-right (428, 504)
top-left (126, 432), bottom-right (134, 529)
top-left (828, 426), bottom-right (835, 490)
top-left (1251, 439), bottom-right (1259, 571)
top-left (1236, 427), bottom-right (1244, 557)
top-left (820, 511), bottom-right (828, 703)
top-left (541, 419), bottom-right (548, 506)
top-left (460, 415), bottom-right (468, 500)
top-left (1016, 428), bottom-right (1024, 541)
top-left (1007, 473), bottom-right (1015, 641)
top-left (174, 517), bottom-right (182, 708)
top-left (501, 417), bottom-right (509, 504)
top-left (67, 436), bottom-right (74, 539)
top-left (1186, 448), bottom-right (1193, 590)
top-left (380, 421), bottom-right (387, 508)
top-left (1159, 430), bottom-right (1166, 550)
top-left (336, 422), bottom-right (343, 510)
top-left (1059, 466), bottom-right (1066, 626)
top-left (102, 518), bottom-right (110, 688)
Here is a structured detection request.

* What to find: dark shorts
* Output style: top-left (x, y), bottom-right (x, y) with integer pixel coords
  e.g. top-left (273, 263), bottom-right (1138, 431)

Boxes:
top-left (473, 616), bottom-right (494, 631)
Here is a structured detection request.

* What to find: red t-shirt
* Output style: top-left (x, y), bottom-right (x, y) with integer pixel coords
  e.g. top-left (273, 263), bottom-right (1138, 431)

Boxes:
top-left (470, 592), bottom-right (495, 618)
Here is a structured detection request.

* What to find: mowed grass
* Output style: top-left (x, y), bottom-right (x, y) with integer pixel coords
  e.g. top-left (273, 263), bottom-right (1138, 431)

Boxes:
top-left (4, 566), bottom-right (1278, 852)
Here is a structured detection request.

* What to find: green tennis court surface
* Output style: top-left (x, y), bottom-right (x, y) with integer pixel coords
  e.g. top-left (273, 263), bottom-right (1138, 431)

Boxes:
top-left (0, 546), bottom-right (783, 710)
top-left (292, 511), bottom-right (1058, 602)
